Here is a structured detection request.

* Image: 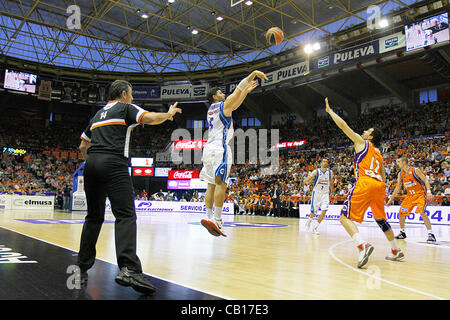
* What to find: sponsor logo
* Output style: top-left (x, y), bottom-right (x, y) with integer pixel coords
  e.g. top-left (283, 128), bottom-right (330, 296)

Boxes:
top-left (13, 199), bottom-right (53, 206)
top-left (317, 56), bottom-right (330, 68)
top-left (334, 44), bottom-right (376, 64)
top-left (276, 64), bottom-right (308, 81)
top-left (0, 244), bottom-right (37, 263)
top-left (161, 88), bottom-right (190, 96)
top-left (384, 36), bottom-right (399, 48)
top-left (174, 140), bottom-right (206, 150)
top-left (168, 170), bottom-right (200, 179)
top-left (73, 200), bottom-right (85, 207)
top-left (137, 202), bottom-right (152, 208)
top-left (275, 140), bottom-right (306, 149)
top-left (193, 86), bottom-right (207, 97)
top-left (132, 167), bottom-right (154, 176)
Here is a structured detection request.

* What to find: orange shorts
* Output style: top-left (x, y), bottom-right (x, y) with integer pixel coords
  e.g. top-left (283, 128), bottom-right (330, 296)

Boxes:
top-left (341, 177), bottom-right (386, 223)
top-left (400, 194), bottom-right (426, 216)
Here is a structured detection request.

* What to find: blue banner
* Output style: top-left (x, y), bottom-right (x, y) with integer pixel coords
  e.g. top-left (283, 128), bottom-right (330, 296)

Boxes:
top-left (315, 40), bottom-right (379, 70)
top-left (132, 86), bottom-right (160, 99)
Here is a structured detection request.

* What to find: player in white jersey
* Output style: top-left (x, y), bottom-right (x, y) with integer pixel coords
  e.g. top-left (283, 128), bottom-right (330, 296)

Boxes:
top-left (200, 70), bottom-right (267, 237)
top-left (303, 159), bottom-right (334, 234)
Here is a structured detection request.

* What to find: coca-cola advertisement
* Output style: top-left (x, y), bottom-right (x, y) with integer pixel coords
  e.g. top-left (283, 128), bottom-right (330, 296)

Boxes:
top-left (174, 139), bottom-right (207, 150)
top-left (168, 170), bottom-right (200, 180)
top-left (132, 167), bottom-right (154, 177)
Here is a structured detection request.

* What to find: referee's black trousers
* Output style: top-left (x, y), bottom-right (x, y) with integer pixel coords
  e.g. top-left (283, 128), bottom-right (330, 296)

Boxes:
top-left (78, 153), bottom-right (142, 273)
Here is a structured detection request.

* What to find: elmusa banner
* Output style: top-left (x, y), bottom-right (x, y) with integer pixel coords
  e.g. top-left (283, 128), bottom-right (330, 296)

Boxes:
top-left (262, 61), bottom-right (309, 87)
top-left (315, 40), bottom-right (379, 69)
top-left (379, 32), bottom-right (406, 53)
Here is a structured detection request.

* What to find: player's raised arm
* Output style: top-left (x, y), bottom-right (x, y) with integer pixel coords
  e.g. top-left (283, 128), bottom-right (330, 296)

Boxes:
top-left (325, 97), bottom-right (365, 150)
top-left (304, 170), bottom-right (317, 185)
top-left (387, 172), bottom-right (403, 206)
top-left (223, 71), bottom-right (267, 117)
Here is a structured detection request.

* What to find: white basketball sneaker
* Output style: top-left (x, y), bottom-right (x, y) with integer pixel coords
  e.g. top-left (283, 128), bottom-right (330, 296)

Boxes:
top-left (312, 225), bottom-right (320, 235)
top-left (201, 218), bottom-right (227, 237)
top-left (357, 243), bottom-right (374, 268)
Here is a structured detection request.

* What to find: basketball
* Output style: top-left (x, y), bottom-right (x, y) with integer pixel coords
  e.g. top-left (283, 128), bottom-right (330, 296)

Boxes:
top-left (266, 27), bottom-right (284, 45)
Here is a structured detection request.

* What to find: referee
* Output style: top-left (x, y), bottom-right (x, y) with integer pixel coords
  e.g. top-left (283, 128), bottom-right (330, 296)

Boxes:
top-left (77, 80), bottom-right (181, 294)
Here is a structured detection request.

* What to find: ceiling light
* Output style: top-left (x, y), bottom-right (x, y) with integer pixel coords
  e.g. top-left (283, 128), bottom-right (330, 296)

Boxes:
top-left (378, 18), bottom-right (389, 28)
top-left (245, 1), bottom-right (253, 5)
top-left (216, 16), bottom-right (224, 21)
top-left (141, 13), bottom-right (149, 19)
top-left (168, 0), bottom-right (175, 3)
top-left (313, 42), bottom-right (321, 51)
top-left (304, 44), bottom-right (313, 54)
top-left (192, 29), bottom-right (199, 35)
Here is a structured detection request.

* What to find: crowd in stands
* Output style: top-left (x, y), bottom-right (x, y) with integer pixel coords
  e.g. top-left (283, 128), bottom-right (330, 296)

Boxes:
top-left (0, 99), bottom-right (449, 209)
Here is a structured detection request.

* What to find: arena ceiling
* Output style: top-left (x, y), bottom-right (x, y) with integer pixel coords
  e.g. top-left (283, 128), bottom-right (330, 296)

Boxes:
top-left (0, 0), bottom-right (418, 73)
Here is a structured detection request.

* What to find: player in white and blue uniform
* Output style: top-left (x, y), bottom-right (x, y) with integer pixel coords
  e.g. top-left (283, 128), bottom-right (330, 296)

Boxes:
top-left (200, 70), bottom-right (267, 237)
top-left (304, 158), bottom-right (334, 234)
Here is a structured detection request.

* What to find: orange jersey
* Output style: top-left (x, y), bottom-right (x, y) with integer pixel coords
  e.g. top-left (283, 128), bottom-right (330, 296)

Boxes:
top-left (354, 141), bottom-right (383, 182)
top-left (401, 167), bottom-right (426, 197)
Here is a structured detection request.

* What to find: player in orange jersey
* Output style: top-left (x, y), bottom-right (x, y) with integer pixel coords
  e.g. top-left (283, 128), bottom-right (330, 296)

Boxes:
top-left (325, 98), bottom-right (404, 268)
top-left (386, 157), bottom-right (436, 243)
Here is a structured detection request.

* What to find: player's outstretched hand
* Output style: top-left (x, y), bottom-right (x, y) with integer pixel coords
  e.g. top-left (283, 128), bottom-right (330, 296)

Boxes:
top-left (244, 80), bottom-right (258, 94)
top-left (252, 70), bottom-right (268, 81)
top-left (168, 102), bottom-right (182, 121)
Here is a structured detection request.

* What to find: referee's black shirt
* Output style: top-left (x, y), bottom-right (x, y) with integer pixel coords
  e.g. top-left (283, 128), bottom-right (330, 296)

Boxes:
top-left (81, 101), bottom-right (148, 158)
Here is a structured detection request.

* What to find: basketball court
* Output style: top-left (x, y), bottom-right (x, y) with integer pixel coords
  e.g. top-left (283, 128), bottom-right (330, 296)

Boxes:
top-left (1, 209), bottom-right (448, 300)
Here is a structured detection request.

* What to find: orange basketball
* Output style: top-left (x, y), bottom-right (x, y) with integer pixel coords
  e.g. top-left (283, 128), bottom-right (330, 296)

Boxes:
top-left (266, 27), bottom-right (284, 45)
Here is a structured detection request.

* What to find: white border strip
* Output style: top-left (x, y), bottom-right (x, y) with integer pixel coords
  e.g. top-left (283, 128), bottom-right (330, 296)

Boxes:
top-left (328, 240), bottom-right (447, 300)
top-left (0, 225), bottom-right (233, 300)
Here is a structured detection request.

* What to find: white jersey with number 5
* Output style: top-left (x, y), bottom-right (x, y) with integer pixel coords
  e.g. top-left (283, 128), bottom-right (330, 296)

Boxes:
top-left (200, 101), bottom-right (234, 184)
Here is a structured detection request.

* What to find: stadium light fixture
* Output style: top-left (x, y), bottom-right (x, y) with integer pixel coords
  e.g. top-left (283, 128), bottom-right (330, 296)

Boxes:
top-left (378, 19), bottom-right (389, 28)
top-left (216, 16), bottom-right (224, 21)
top-left (141, 13), bottom-right (149, 19)
top-left (192, 29), bottom-right (199, 35)
top-left (304, 44), bottom-right (313, 54)
top-left (313, 42), bottom-right (321, 51)
top-left (168, 0), bottom-right (176, 3)
top-left (245, 1), bottom-right (253, 6)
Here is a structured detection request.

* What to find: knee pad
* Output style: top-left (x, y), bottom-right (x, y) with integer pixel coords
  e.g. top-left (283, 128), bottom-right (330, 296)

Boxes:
top-left (375, 218), bottom-right (391, 232)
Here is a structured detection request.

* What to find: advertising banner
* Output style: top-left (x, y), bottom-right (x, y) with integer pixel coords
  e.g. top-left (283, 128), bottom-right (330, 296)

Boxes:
top-left (274, 140), bottom-right (307, 149)
top-left (130, 157), bottom-right (154, 167)
top-left (174, 140), bottom-right (206, 150)
top-left (379, 32), bottom-right (406, 53)
top-left (135, 200), bottom-right (234, 214)
top-left (298, 204), bottom-right (450, 225)
top-left (154, 167), bottom-right (172, 177)
top-left (11, 195), bottom-right (54, 210)
top-left (72, 193), bottom-right (112, 212)
top-left (132, 167), bottom-right (154, 177)
top-left (161, 84), bottom-right (209, 99)
top-left (0, 194), bottom-right (12, 210)
top-left (315, 40), bottom-right (379, 69)
top-left (168, 170), bottom-right (200, 180)
top-left (132, 86), bottom-right (160, 99)
top-left (262, 61), bottom-right (309, 87)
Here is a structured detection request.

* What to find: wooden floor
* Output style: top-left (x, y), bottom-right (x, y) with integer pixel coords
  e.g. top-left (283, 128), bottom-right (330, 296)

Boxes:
top-left (0, 209), bottom-right (449, 300)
